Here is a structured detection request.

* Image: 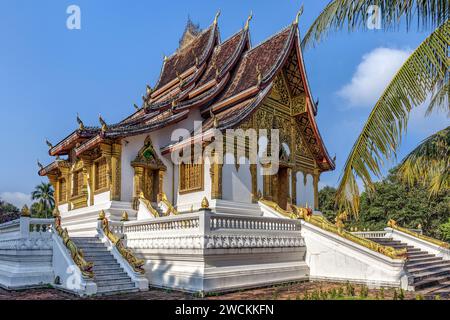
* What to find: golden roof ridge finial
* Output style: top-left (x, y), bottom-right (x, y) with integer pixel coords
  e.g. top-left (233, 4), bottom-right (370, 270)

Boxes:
top-left (209, 108), bottom-right (219, 128)
top-left (37, 159), bottom-right (44, 170)
top-left (213, 10), bottom-right (221, 25)
top-left (134, 103), bottom-right (140, 111)
top-left (146, 84), bottom-right (152, 96)
top-left (244, 11), bottom-right (253, 30)
top-left (163, 54), bottom-right (168, 62)
top-left (77, 113), bottom-right (85, 130)
top-left (99, 114), bottom-right (108, 132)
top-left (294, 4), bottom-right (304, 25)
top-left (45, 139), bottom-right (53, 150)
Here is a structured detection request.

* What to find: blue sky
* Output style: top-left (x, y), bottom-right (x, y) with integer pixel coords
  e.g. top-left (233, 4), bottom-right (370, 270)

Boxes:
top-left (0, 0), bottom-right (447, 207)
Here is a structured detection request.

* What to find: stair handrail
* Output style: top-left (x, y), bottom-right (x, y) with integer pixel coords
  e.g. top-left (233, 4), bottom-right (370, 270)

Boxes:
top-left (99, 211), bottom-right (145, 274)
top-left (160, 193), bottom-right (178, 216)
top-left (388, 219), bottom-right (450, 249)
top-left (54, 213), bottom-right (94, 278)
top-left (138, 192), bottom-right (160, 218)
top-left (294, 206), bottom-right (407, 260)
top-left (258, 198), bottom-right (299, 219)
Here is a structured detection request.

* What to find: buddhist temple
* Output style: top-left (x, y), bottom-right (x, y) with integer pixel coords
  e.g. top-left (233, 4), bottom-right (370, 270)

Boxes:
top-left (38, 12), bottom-right (334, 236)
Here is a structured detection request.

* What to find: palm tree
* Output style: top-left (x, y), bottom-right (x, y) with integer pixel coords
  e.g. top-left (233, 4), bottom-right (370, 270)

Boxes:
top-left (301, 0), bottom-right (449, 215)
top-left (31, 182), bottom-right (55, 218)
top-left (398, 126), bottom-right (449, 196)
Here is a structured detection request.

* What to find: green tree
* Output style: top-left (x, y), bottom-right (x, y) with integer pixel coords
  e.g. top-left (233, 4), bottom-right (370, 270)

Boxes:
top-left (348, 168), bottom-right (450, 239)
top-left (318, 186), bottom-right (338, 221)
top-left (439, 218), bottom-right (450, 241)
top-left (302, 1), bottom-right (449, 215)
top-left (0, 198), bottom-right (20, 223)
top-left (31, 182), bottom-right (54, 218)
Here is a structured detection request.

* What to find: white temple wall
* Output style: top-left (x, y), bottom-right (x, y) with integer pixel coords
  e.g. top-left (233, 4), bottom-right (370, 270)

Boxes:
top-left (94, 191), bottom-right (111, 205)
top-left (175, 159), bottom-right (212, 212)
top-left (120, 108), bottom-right (203, 204)
top-left (296, 172), bottom-right (314, 208)
top-left (222, 154), bottom-right (252, 204)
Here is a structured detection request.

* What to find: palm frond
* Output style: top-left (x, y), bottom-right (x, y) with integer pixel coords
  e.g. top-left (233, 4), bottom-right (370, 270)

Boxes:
top-left (336, 21), bottom-right (450, 215)
top-left (301, 0), bottom-right (450, 49)
top-left (426, 78), bottom-right (450, 116)
top-left (398, 126), bottom-right (450, 196)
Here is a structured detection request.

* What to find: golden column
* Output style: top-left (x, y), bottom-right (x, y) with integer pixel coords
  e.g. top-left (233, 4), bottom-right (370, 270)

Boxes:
top-left (157, 169), bottom-right (165, 202)
top-left (47, 173), bottom-right (59, 207)
top-left (210, 151), bottom-right (223, 200)
top-left (111, 143), bottom-right (122, 201)
top-left (133, 166), bottom-right (144, 198)
top-left (250, 164), bottom-right (257, 203)
top-left (291, 169), bottom-right (297, 205)
top-left (313, 169), bottom-right (320, 210)
top-left (80, 157), bottom-right (93, 206)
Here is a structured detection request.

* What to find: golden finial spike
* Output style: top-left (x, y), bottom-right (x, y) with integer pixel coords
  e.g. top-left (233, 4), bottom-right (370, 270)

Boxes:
top-left (99, 115), bottom-right (107, 132)
top-left (134, 103), bottom-right (140, 111)
top-left (98, 210), bottom-right (106, 220)
top-left (213, 10), bottom-right (221, 25)
top-left (294, 4), bottom-right (304, 25)
top-left (121, 211), bottom-right (129, 222)
top-left (37, 159), bottom-right (44, 170)
top-left (21, 205), bottom-right (30, 217)
top-left (163, 54), bottom-right (168, 62)
top-left (45, 139), bottom-right (53, 149)
top-left (146, 84), bottom-right (152, 95)
top-left (77, 113), bottom-right (85, 130)
top-left (201, 197), bottom-right (210, 209)
top-left (244, 11), bottom-right (253, 30)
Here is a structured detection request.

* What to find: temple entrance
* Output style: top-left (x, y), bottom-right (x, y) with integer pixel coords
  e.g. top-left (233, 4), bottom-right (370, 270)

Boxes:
top-left (274, 167), bottom-right (289, 210)
top-left (143, 169), bottom-right (160, 202)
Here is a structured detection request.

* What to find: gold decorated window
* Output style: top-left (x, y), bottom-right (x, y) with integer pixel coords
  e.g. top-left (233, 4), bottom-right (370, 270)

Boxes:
top-left (58, 178), bottom-right (67, 203)
top-left (95, 158), bottom-right (108, 191)
top-left (179, 161), bottom-right (203, 194)
top-left (72, 170), bottom-right (83, 197)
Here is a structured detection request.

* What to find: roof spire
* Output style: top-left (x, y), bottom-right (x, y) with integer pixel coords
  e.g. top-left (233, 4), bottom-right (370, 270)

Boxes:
top-left (244, 11), bottom-right (253, 30)
top-left (213, 10), bottom-right (221, 25)
top-left (294, 4), bottom-right (304, 25)
top-left (37, 159), bottom-right (44, 170)
top-left (77, 113), bottom-right (85, 130)
top-left (209, 108), bottom-right (219, 128)
top-left (146, 84), bottom-right (152, 96)
top-left (45, 139), bottom-right (53, 150)
top-left (163, 54), bottom-right (168, 62)
top-left (99, 115), bottom-right (108, 132)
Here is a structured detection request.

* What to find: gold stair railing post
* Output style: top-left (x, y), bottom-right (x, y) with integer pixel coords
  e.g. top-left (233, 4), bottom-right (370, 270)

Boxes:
top-left (99, 211), bottom-right (145, 274)
top-left (54, 209), bottom-right (94, 278)
top-left (388, 219), bottom-right (450, 249)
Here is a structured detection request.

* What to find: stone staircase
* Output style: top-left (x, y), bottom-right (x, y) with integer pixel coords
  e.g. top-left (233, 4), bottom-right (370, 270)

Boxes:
top-left (72, 237), bottom-right (139, 296)
top-left (369, 237), bottom-right (450, 298)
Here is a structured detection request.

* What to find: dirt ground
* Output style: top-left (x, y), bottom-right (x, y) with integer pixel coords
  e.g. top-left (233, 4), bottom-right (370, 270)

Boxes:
top-left (0, 281), bottom-right (439, 300)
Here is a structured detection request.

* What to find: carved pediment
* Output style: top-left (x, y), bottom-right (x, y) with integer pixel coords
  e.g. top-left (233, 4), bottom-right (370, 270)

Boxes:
top-left (131, 136), bottom-right (166, 170)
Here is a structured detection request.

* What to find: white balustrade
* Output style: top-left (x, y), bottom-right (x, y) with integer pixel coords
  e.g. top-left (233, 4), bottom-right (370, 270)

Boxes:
top-left (352, 231), bottom-right (387, 239)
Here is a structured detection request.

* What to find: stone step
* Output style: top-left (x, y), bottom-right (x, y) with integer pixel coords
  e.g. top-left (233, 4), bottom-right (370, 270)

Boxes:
top-left (407, 261), bottom-right (450, 274)
top-left (407, 256), bottom-right (443, 264)
top-left (96, 286), bottom-right (139, 296)
top-left (407, 252), bottom-right (435, 259)
top-left (412, 268), bottom-right (450, 284)
top-left (420, 280), bottom-right (450, 296)
top-left (88, 256), bottom-right (118, 262)
top-left (92, 264), bottom-right (123, 272)
top-left (95, 278), bottom-right (134, 286)
top-left (94, 272), bottom-right (129, 280)
top-left (413, 274), bottom-right (450, 290)
top-left (407, 258), bottom-right (446, 269)
top-left (96, 283), bottom-right (137, 294)
top-left (84, 252), bottom-right (114, 258)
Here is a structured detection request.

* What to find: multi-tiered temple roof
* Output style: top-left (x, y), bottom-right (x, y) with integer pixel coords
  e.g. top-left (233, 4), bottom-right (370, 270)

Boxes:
top-left (40, 12), bottom-right (334, 177)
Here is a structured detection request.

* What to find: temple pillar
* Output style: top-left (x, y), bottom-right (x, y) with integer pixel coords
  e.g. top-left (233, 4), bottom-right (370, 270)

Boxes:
top-left (313, 169), bottom-right (320, 210)
top-left (210, 151), bottom-right (223, 200)
top-left (291, 169), bottom-right (297, 205)
top-left (133, 166), bottom-right (144, 198)
top-left (157, 169), bottom-right (165, 202)
top-left (111, 143), bottom-right (122, 201)
top-left (250, 164), bottom-right (257, 203)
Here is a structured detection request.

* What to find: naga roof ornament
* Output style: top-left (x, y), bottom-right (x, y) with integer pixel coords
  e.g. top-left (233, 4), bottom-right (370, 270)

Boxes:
top-left (45, 139), bottom-right (53, 149)
top-left (294, 4), bottom-right (304, 25)
top-left (99, 115), bottom-right (108, 132)
top-left (244, 11), bottom-right (253, 30)
top-left (76, 113), bottom-right (85, 130)
top-left (213, 10), bottom-right (221, 26)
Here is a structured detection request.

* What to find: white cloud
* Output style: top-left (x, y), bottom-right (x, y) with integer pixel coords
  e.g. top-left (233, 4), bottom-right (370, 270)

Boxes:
top-left (338, 47), bottom-right (411, 108)
top-left (0, 192), bottom-right (32, 209)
